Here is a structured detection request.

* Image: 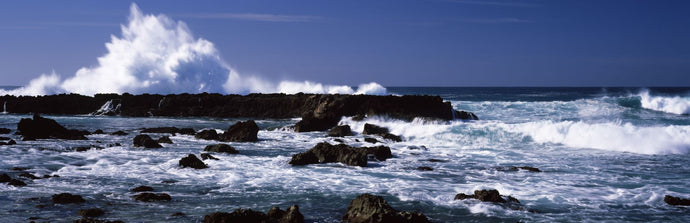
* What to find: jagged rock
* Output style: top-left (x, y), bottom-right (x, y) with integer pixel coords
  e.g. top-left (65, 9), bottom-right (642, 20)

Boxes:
top-left (364, 138), bottom-right (378, 144)
top-left (362, 146), bottom-right (392, 161)
top-left (179, 154), bottom-right (208, 169)
top-left (195, 129), bottom-right (219, 140)
top-left (200, 153), bottom-right (219, 160)
top-left (363, 124), bottom-right (402, 142)
top-left (220, 120), bottom-right (259, 142)
top-left (9, 179), bottom-right (26, 187)
top-left (78, 208), bottom-right (105, 217)
top-left (17, 114), bottom-right (88, 140)
top-left (454, 110), bottom-right (478, 120)
top-left (204, 144), bottom-right (239, 154)
top-left (110, 130), bottom-right (128, 136)
top-left (664, 195), bottom-right (690, 206)
top-left (267, 205), bottom-right (304, 223)
top-left (328, 125), bottom-right (353, 137)
top-left (133, 134), bottom-right (162, 148)
top-left (417, 166), bottom-right (434, 171)
top-left (294, 114), bottom-right (341, 132)
top-left (289, 142), bottom-right (367, 167)
top-left (381, 133), bottom-right (402, 142)
top-left (52, 193), bottom-right (85, 204)
top-left (157, 136), bottom-right (173, 144)
top-left (133, 192), bottom-right (171, 202)
top-left (92, 129), bottom-right (104, 134)
top-left (131, 186), bottom-right (154, 192)
top-left (0, 128), bottom-right (10, 134)
top-left (454, 189), bottom-right (519, 204)
top-left (342, 193), bottom-right (430, 223)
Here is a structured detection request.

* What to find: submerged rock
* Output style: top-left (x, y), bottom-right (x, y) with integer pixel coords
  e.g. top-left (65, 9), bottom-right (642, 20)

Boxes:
top-left (0, 173), bottom-right (11, 182)
top-left (664, 195), bottom-right (690, 206)
top-left (73, 219), bottom-right (124, 223)
top-left (179, 154), bottom-right (208, 169)
top-left (204, 144), bottom-right (239, 154)
top-left (454, 110), bottom-right (479, 120)
top-left (195, 129), bottom-right (219, 140)
top-left (328, 125), bottom-right (353, 137)
top-left (289, 142), bottom-right (367, 167)
top-left (157, 136), bottom-right (173, 144)
top-left (133, 134), bottom-right (162, 148)
top-left (92, 129), bottom-right (104, 134)
top-left (362, 123), bottom-right (402, 142)
top-left (78, 208), bottom-right (105, 217)
top-left (454, 189), bottom-right (520, 204)
top-left (17, 114), bottom-right (88, 140)
top-left (364, 138), bottom-right (378, 144)
top-left (0, 128), bottom-right (11, 134)
top-left (342, 193), bottom-right (430, 223)
top-left (110, 130), bottom-right (128, 136)
top-left (220, 120), bottom-right (259, 142)
top-left (200, 153), bottom-right (219, 160)
top-left (497, 166), bottom-right (542, 172)
top-left (8, 179), bottom-right (26, 187)
top-left (133, 192), bottom-right (171, 202)
top-left (52, 193), bottom-right (85, 204)
top-left (203, 205), bottom-right (303, 223)
top-left (417, 166), bottom-right (434, 171)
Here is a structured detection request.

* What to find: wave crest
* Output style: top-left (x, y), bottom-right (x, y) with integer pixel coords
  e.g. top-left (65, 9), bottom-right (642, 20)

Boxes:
top-left (638, 90), bottom-right (690, 115)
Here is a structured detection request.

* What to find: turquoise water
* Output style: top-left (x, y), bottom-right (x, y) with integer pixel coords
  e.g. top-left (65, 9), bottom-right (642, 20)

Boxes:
top-left (1, 87), bottom-right (689, 222)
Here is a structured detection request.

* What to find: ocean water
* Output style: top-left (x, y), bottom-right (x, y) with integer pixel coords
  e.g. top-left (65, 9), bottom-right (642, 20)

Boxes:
top-left (1, 87), bottom-right (689, 222)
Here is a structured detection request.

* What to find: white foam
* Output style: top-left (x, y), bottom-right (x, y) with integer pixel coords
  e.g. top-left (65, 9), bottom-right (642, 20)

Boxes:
top-left (507, 120), bottom-right (690, 155)
top-left (0, 3), bottom-right (386, 96)
top-left (638, 90), bottom-right (690, 115)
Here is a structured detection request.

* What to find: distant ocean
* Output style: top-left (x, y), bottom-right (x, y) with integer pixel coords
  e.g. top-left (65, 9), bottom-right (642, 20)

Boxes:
top-left (1, 87), bottom-right (689, 222)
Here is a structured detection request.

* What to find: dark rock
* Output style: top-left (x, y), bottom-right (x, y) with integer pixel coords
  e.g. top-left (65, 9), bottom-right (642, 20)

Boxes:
top-left (220, 120), bottom-right (259, 142)
top-left (517, 166), bottom-right (541, 172)
top-left (195, 129), bottom-right (219, 140)
top-left (131, 186), bottom-right (154, 192)
top-left (0, 139), bottom-right (16, 145)
top-left (497, 166), bottom-right (541, 172)
top-left (78, 208), bottom-right (105, 217)
top-left (328, 125), bottom-right (353, 137)
top-left (204, 144), bottom-right (238, 154)
top-left (110, 131), bottom-right (128, 136)
top-left (92, 129), bottom-right (104, 134)
top-left (361, 146), bottom-right (392, 161)
top-left (171, 212), bottom-right (186, 217)
top-left (133, 134), bottom-right (162, 148)
top-left (454, 189), bottom-right (520, 204)
top-left (73, 219), bottom-right (124, 223)
top-left (0, 173), bottom-right (10, 182)
top-left (294, 113), bottom-right (341, 132)
top-left (364, 138), bottom-right (378, 144)
top-left (203, 209), bottom-right (267, 223)
top-left (141, 127), bottom-right (180, 134)
top-left (0, 128), bottom-right (10, 134)
top-left (453, 193), bottom-right (474, 200)
top-left (417, 166), bottom-right (434, 171)
top-left (664, 195), bottom-right (690, 206)
top-left (133, 192), bottom-right (171, 202)
top-left (289, 142), bottom-right (367, 167)
top-left (267, 205), bottom-right (304, 223)
top-left (363, 123), bottom-right (389, 135)
top-left (0, 136), bottom-right (10, 140)
top-left (381, 133), bottom-right (402, 142)
top-left (8, 179), bottom-right (26, 187)
top-left (178, 128), bottom-right (196, 135)
top-left (157, 136), bottom-right (173, 144)
top-left (52, 193), bottom-right (85, 204)
top-left (19, 172), bottom-right (41, 179)
top-left (179, 154), bottom-right (208, 169)
top-left (17, 114), bottom-right (87, 140)
top-left (342, 193), bottom-right (430, 223)
top-left (334, 138), bottom-right (344, 143)
top-left (454, 110), bottom-right (479, 120)
top-left (200, 153), bottom-right (219, 160)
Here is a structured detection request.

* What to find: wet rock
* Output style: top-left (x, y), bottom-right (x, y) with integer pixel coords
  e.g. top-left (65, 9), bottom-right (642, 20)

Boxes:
top-left (19, 172), bottom-right (41, 179)
top-left (17, 114), bottom-right (88, 140)
top-left (131, 186), bottom-right (154, 192)
top-left (157, 136), bottom-right (173, 144)
top-left (497, 166), bottom-right (541, 172)
top-left (110, 130), bottom-right (128, 136)
top-left (141, 127), bottom-right (180, 134)
top-left (204, 144), bottom-right (238, 154)
top-left (454, 189), bottom-right (520, 204)
top-left (454, 110), bottom-right (479, 120)
top-left (425, 159), bottom-right (447, 163)
top-left (342, 193), bottom-right (430, 223)
top-left (8, 179), bottom-right (26, 187)
top-left (52, 193), bottom-right (85, 204)
top-left (220, 120), bottom-right (259, 142)
top-left (664, 195), bottom-right (690, 206)
top-left (294, 113), bottom-right (341, 132)
top-left (171, 212), bottom-right (186, 217)
top-left (203, 209), bottom-right (267, 223)
top-left (195, 129), bottom-right (219, 140)
top-left (92, 129), bottom-right (104, 134)
top-left (73, 219), bottom-right (124, 223)
top-left (133, 192), bottom-right (171, 202)
top-left (133, 134), bottom-right (162, 148)
top-left (0, 173), bottom-right (10, 182)
top-left (334, 138), bottom-right (344, 143)
top-left (0, 139), bottom-right (16, 145)
top-left (363, 123), bottom-right (389, 135)
top-left (417, 166), bottom-right (434, 171)
top-left (0, 128), bottom-right (10, 134)
top-left (73, 146), bottom-right (91, 152)
top-left (381, 133), bottom-right (402, 142)
top-left (178, 128), bottom-right (196, 135)
top-left (267, 205), bottom-right (304, 223)
top-left (328, 125), bottom-right (353, 137)
top-left (179, 154), bottom-right (208, 169)
top-left (78, 208), bottom-right (105, 217)
top-left (289, 142), bottom-right (367, 167)
top-left (200, 153), bottom-right (219, 160)
top-left (362, 145), bottom-right (392, 161)
top-left (364, 138), bottom-right (378, 144)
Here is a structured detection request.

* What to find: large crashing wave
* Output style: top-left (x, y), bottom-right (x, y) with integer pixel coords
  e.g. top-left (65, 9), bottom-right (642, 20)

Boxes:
top-left (0, 3), bottom-right (386, 96)
top-left (638, 90), bottom-right (690, 115)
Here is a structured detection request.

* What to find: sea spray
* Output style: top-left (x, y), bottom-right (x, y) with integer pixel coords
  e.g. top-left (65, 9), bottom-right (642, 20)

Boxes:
top-left (638, 90), bottom-right (690, 115)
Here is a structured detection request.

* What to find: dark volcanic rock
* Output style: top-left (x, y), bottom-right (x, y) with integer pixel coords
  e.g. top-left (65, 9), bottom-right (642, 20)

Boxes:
top-left (92, 129), bottom-right (104, 134)
top-left (417, 166), bottom-right (434, 171)
top-left (8, 179), bottom-right (26, 187)
top-left (328, 125), bottom-right (353, 137)
top-left (78, 208), bottom-right (105, 217)
top-left (497, 166), bottom-right (541, 172)
top-left (342, 193), bottom-right (430, 223)
top-left (110, 130), bottom-right (128, 136)
top-left (17, 114), bottom-right (88, 140)
top-left (381, 133), bottom-right (402, 142)
top-left (195, 129), bottom-right (219, 140)
top-left (131, 186), bottom-right (154, 192)
top-left (0, 128), bottom-right (11, 134)
top-left (289, 142), bottom-right (368, 167)
top-left (454, 110), bottom-right (479, 120)
top-left (133, 134), bottom-right (162, 148)
top-left (141, 127), bottom-right (180, 134)
top-left (363, 123), bottom-right (389, 135)
top-left (204, 144), bottom-right (239, 154)
top-left (203, 205), bottom-right (303, 223)
top-left (200, 153), bottom-right (219, 160)
top-left (664, 195), bottom-right (690, 206)
top-left (133, 192), bottom-right (171, 202)
top-left (364, 138), bottom-right (378, 144)
top-left (219, 120), bottom-right (259, 142)
top-left (157, 136), bottom-right (173, 144)
top-left (362, 146), bottom-right (392, 161)
top-left (267, 205), bottom-right (304, 223)
top-left (179, 154), bottom-right (208, 169)
top-left (454, 189), bottom-right (520, 204)
top-left (0, 173), bottom-right (11, 182)
top-left (52, 193), bottom-right (85, 204)
top-left (19, 172), bottom-right (41, 179)
top-left (0, 139), bottom-right (16, 145)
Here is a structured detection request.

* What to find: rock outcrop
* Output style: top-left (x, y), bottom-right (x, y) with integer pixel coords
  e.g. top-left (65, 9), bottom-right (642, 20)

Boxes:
top-left (195, 129), bottom-right (219, 140)
top-left (0, 128), bottom-right (11, 134)
top-left (289, 142), bottom-right (368, 167)
top-left (52, 193), bottom-right (86, 204)
top-left (133, 134), bottom-right (162, 148)
top-left (204, 144), bottom-right (239, 154)
top-left (328, 125), bottom-right (353, 137)
top-left (132, 192), bottom-right (171, 202)
top-left (179, 154), bottom-right (208, 169)
top-left (454, 189), bottom-right (520, 203)
top-left (219, 120), bottom-right (259, 142)
top-left (157, 136), bottom-right (173, 144)
top-left (664, 195), bottom-right (690, 206)
top-left (362, 123), bottom-right (402, 142)
top-left (78, 208), bottom-right (105, 218)
top-left (203, 205), bottom-right (303, 223)
top-left (342, 193), bottom-right (430, 223)
top-left (17, 114), bottom-right (88, 140)
top-left (131, 186), bottom-right (154, 192)
top-left (141, 127), bottom-right (195, 135)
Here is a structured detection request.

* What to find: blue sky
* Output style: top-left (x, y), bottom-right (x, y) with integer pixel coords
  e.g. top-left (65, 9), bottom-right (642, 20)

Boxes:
top-left (0, 0), bottom-right (689, 87)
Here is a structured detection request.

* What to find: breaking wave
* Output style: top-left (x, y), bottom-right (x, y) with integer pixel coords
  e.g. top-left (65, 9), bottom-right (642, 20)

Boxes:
top-left (0, 3), bottom-right (386, 96)
top-left (638, 90), bottom-right (690, 115)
